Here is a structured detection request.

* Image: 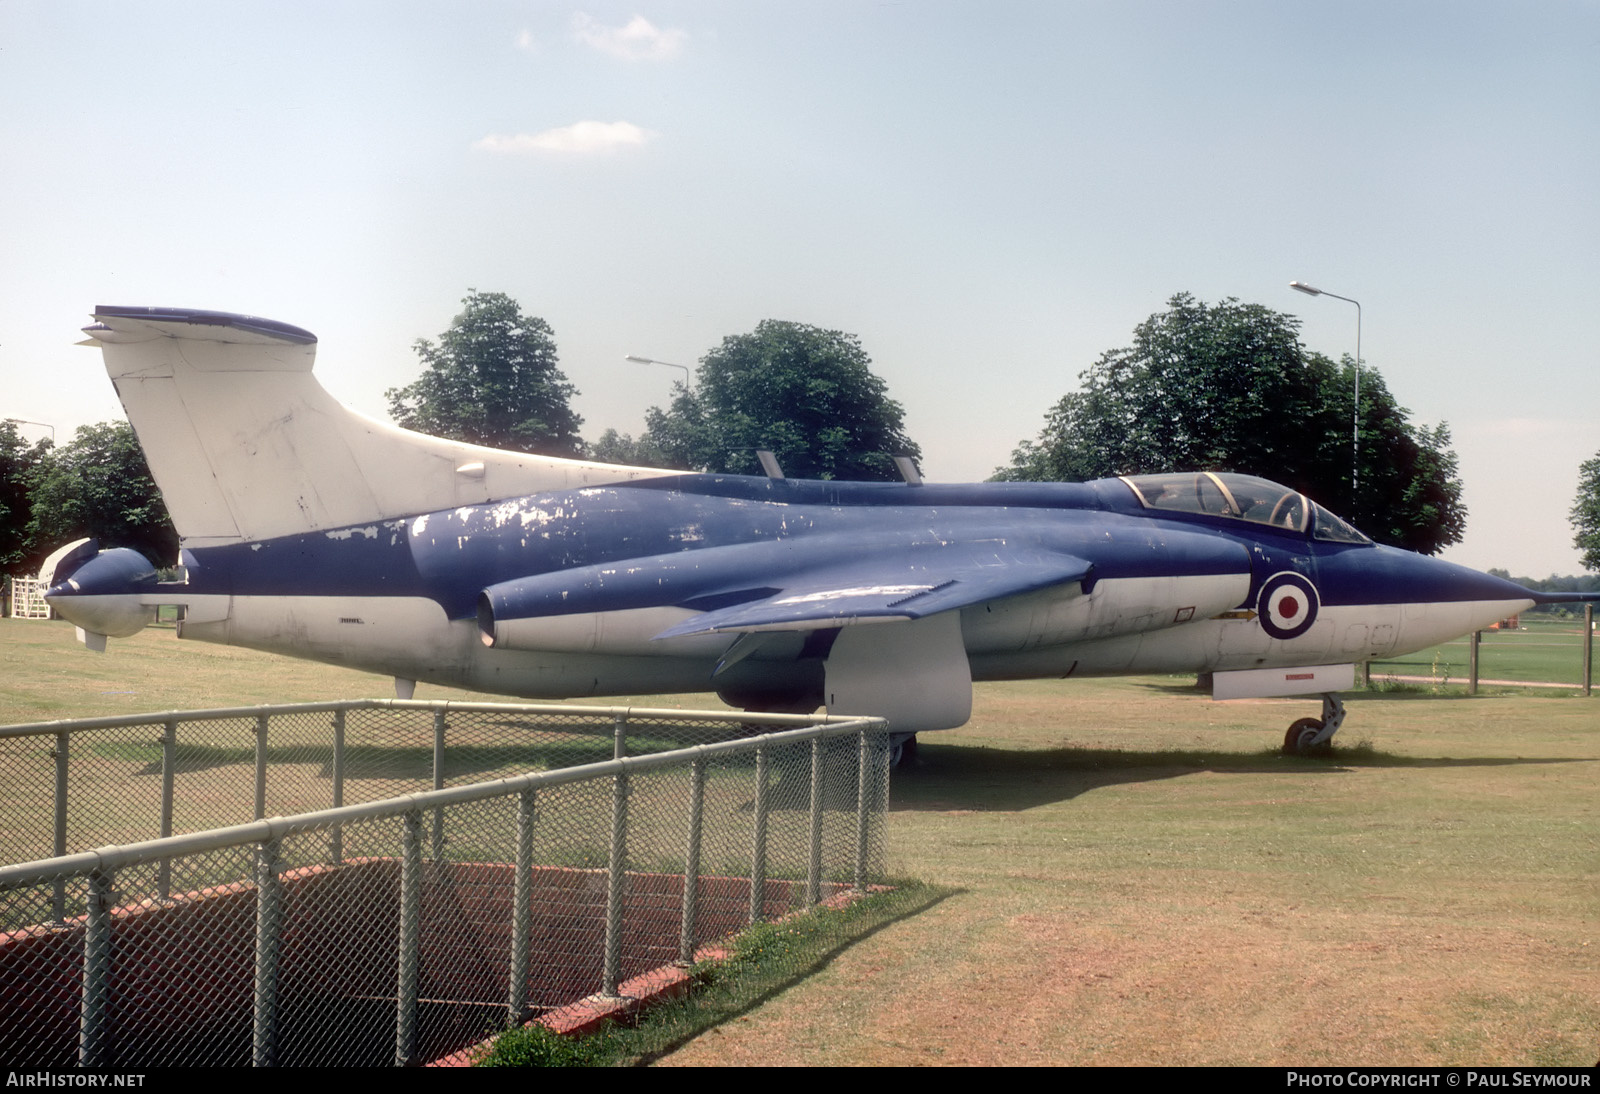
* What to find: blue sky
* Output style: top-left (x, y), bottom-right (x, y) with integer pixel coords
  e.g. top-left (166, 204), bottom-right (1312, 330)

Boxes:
top-left (3, 1), bottom-right (1595, 575)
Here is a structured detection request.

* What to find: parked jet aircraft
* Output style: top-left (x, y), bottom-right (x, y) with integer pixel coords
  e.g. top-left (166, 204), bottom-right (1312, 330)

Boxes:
top-left (45, 306), bottom-right (1586, 756)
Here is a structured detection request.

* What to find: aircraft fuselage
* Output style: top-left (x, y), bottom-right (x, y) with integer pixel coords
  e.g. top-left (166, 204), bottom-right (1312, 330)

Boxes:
top-left (155, 474), bottom-right (1530, 703)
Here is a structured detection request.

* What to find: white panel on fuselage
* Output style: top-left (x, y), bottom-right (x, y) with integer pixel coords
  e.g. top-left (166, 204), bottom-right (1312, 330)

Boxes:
top-left (491, 606), bottom-right (738, 659)
top-left (180, 595), bottom-right (736, 700)
top-left (959, 573), bottom-right (1251, 656)
top-left (179, 595), bottom-right (471, 680)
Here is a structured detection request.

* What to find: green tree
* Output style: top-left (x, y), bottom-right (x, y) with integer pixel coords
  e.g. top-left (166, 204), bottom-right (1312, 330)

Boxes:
top-left (588, 427), bottom-right (677, 469)
top-left (1572, 452), bottom-right (1600, 571)
top-left (27, 422), bottom-right (177, 567)
top-left (996, 293), bottom-right (1466, 555)
top-left (1, 422), bottom-right (52, 572)
top-left (638, 320), bottom-right (921, 481)
top-left (387, 291), bottom-right (584, 457)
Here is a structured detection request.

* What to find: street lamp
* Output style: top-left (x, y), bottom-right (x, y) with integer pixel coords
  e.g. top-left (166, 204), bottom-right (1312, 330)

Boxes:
top-left (4, 418), bottom-right (55, 443)
top-left (1289, 281), bottom-right (1362, 493)
top-left (624, 355), bottom-right (690, 386)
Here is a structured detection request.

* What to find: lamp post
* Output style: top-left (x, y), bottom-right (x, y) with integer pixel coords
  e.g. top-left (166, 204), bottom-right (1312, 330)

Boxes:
top-left (4, 418), bottom-right (55, 443)
top-left (1289, 281), bottom-right (1362, 493)
top-left (623, 355), bottom-right (690, 387)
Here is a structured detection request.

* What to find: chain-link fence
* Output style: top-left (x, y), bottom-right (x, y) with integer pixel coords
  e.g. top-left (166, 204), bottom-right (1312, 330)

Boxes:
top-left (0, 705), bottom-right (890, 1067)
top-left (0, 700), bottom-right (843, 868)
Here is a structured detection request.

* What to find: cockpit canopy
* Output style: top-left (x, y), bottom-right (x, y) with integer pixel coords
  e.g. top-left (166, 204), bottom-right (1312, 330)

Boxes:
top-left (1119, 471), bottom-right (1370, 545)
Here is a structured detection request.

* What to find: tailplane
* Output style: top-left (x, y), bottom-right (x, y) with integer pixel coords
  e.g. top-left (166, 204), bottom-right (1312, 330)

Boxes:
top-left (85, 306), bottom-right (671, 546)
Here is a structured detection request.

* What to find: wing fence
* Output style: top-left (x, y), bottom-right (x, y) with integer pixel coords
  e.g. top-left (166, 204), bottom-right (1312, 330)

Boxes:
top-left (0, 702), bottom-right (891, 1067)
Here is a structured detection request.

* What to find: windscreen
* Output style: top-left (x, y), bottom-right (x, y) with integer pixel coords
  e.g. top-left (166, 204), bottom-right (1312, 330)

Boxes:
top-left (1120, 472), bottom-right (1371, 544)
top-left (1121, 472), bottom-right (1309, 532)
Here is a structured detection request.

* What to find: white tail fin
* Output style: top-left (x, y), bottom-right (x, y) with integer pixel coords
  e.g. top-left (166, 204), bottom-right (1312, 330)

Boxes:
top-left (85, 307), bottom-right (671, 545)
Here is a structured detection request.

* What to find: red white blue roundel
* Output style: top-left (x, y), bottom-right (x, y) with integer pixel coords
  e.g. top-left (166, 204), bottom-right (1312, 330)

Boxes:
top-left (1257, 571), bottom-right (1319, 639)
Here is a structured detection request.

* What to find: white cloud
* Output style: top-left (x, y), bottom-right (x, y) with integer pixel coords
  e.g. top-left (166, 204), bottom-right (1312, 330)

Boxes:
top-left (473, 120), bottom-right (656, 156)
top-left (571, 13), bottom-right (687, 60)
top-left (513, 28), bottom-right (537, 53)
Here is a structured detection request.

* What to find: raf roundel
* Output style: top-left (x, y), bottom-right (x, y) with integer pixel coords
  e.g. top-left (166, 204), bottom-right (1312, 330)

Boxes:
top-left (1257, 571), bottom-right (1320, 640)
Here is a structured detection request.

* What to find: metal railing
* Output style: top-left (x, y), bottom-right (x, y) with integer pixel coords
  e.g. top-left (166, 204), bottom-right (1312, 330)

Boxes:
top-left (0, 698), bottom-right (862, 873)
top-left (4, 576), bottom-right (50, 618)
top-left (0, 710), bottom-right (891, 1067)
top-left (1365, 608), bottom-right (1596, 697)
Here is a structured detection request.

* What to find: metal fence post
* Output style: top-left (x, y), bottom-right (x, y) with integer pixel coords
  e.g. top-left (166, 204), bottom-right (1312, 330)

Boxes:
top-left (395, 809), bottom-right (422, 1067)
top-left (1469, 630), bottom-right (1480, 695)
top-left (1585, 605), bottom-right (1594, 698)
top-left (52, 731), bottom-right (69, 922)
top-left (854, 728), bottom-right (871, 892)
top-left (330, 709), bottom-right (346, 863)
top-left (749, 743), bottom-right (769, 924)
top-left (158, 719), bottom-right (177, 900)
top-left (678, 757), bottom-right (706, 965)
top-left (431, 710), bottom-right (447, 861)
top-left (80, 867), bottom-right (113, 1068)
top-left (507, 788), bottom-right (536, 1026)
top-left (254, 837), bottom-right (283, 1067)
top-left (254, 713), bottom-right (269, 820)
top-left (603, 749), bottom-right (629, 998)
top-left (806, 737), bottom-right (824, 907)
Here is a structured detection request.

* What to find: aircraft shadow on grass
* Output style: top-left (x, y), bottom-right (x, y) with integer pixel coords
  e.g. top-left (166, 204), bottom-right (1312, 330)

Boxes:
top-left (1134, 679), bottom-right (1589, 702)
top-left (890, 741), bottom-right (1597, 814)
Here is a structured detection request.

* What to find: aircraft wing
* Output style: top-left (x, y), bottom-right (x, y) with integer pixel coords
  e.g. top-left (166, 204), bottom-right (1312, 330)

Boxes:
top-left (477, 535), bottom-right (1095, 640)
top-left (651, 546), bottom-right (1094, 637)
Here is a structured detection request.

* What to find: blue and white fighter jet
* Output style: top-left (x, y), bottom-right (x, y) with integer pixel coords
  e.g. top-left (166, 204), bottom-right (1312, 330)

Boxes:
top-left (45, 306), bottom-right (1577, 755)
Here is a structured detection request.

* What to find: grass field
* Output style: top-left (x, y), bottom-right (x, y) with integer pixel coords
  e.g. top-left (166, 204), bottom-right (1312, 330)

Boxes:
top-left (3, 618), bottom-right (1596, 1066)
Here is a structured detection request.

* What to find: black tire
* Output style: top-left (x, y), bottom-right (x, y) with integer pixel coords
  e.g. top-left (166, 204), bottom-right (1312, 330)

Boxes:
top-left (1283, 717), bottom-right (1325, 754)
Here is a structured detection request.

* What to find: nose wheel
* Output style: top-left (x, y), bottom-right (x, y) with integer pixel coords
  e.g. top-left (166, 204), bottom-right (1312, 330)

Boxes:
top-left (1282, 692), bottom-right (1346, 754)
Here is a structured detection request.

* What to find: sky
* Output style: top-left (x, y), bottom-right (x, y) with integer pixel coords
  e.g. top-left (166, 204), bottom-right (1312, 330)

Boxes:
top-left (2, 1), bottom-right (1595, 577)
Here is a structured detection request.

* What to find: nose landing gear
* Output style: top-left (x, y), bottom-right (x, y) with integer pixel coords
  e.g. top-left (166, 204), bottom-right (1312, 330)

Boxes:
top-left (1282, 692), bottom-right (1346, 754)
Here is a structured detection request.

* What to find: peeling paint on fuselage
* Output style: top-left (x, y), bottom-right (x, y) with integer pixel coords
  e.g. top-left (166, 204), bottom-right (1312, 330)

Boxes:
top-left (175, 472), bottom-right (1533, 644)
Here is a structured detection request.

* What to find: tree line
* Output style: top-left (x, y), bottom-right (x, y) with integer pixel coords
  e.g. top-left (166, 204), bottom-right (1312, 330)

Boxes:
top-left (6, 290), bottom-right (1596, 577)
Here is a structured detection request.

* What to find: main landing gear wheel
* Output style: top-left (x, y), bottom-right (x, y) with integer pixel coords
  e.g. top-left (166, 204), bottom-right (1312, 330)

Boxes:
top-left (1281, 692), bottom-right (1347, 755)
top-left (889, 734), bottom-right (919, 769)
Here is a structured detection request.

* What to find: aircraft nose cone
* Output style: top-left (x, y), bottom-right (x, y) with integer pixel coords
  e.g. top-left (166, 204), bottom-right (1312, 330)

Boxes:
top-left (1361, 546), bottom-right (1538, 606)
